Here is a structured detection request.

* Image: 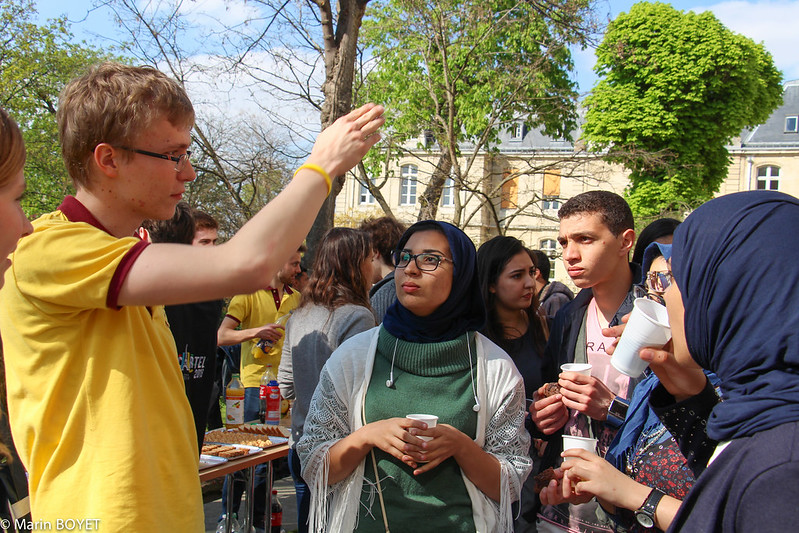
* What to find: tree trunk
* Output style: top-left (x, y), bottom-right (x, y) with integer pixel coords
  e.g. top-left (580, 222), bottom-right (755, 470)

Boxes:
top-left (417, 150), bottom-right (452, 221)
top-left (304, 0), bottom-right (369, 267)
top-left (357, 162), bottom-right (395, 218)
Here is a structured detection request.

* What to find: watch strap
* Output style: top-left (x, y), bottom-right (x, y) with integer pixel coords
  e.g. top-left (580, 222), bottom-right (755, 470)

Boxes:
top-left (606, 396), bottom-right (629, 428)
top-left (635, 488), bottom-right (665, 528)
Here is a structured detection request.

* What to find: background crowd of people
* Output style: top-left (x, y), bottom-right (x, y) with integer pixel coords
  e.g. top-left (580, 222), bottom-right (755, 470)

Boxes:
top-left (0, 60), bottom-right (797, 533)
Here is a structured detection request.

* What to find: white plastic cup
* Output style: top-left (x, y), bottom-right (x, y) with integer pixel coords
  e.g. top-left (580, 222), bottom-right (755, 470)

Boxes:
top-left (562, 435), bottom-right (598, 455)
top-left (560, 363), bottom-right (592, 376)
top-left (406, 414), bottom-right (438, 442)
top-left (610, 298), bottom-right (672, 378)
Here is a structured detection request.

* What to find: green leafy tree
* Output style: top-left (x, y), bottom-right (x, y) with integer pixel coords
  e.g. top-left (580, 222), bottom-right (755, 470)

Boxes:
top-left (357, 0), bottom-right (596, 225)
top-left (583, 2), bottom-right (783, 217)
top-left (0, 0), bottom-right (116, 218)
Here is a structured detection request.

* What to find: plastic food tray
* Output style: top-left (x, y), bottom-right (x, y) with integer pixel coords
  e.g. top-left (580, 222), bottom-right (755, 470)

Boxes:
top-left (199, 454), bottom-right (227, 470)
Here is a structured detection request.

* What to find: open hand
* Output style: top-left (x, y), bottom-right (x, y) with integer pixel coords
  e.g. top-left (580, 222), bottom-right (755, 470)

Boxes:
top-left (307, 104), bottom-right (385, 178)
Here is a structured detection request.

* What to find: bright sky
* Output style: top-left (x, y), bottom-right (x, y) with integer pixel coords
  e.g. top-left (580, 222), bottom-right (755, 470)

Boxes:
top-left (34, 0), bottom-right (799, 97)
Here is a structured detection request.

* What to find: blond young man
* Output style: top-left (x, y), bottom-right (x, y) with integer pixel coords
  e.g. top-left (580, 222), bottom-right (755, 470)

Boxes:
top-left (0, 62), bottom-right (383, 531)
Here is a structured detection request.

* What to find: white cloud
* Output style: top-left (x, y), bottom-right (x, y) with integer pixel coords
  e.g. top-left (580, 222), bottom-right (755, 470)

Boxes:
top-left (177, 50), bottom-right (324, 155)
top-left (181, 0), bottom-right (261, 27)
top-left (138, 0), bottom-right (262, 29)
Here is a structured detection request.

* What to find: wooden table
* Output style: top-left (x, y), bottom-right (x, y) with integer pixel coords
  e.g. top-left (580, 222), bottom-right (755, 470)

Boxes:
top-left (199, 442), bottom-right (289, 482)
top-left (200, 441), bottom-right (289, 533)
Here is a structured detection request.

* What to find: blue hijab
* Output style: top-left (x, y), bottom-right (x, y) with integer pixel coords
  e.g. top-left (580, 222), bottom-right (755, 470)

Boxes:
top-left (382, 221), bottom-right (486, 343)
top-left (640, 242), bottom-right (672, 281)
top-left (672, 191), bottom-right (799, 440)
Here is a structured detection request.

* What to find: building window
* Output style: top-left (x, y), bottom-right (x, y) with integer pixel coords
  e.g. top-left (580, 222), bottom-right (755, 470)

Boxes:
top-left (510, 122), bottom-right (524, 141)
top-left (786, 116), bottom-right (798, 133)
top-left (756, 165), bottom-right (780, 190)
top-left (441, 177), bottom-right (455, 207)
top-left (400, 165), bottom-right (418, 205)
top-left (542, 197), bottom-right (560, 210)
top-left (501, 169), bottom-right (519, 209)
top-left (540, 238), bottom-right (558, 256)
top-left (542, 169), bottom-right (561, 211)
top-left (540, 238), bottom-right (558, 275)
top-left (359, 181), bottom-right (375, 205)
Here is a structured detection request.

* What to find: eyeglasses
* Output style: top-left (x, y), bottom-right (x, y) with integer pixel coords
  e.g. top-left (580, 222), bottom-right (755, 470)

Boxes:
top-left (646, 270), bottom-right (674, 294)
top-left (633, 284), bottom-right (665, 306)
top-left (118, 146), bottom-right (193, 172)
top-left (394, 250), bottom-right (453, 271)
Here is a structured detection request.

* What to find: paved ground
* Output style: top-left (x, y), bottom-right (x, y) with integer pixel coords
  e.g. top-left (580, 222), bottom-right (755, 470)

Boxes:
top-left (203, 475), bottom-right (298, 533)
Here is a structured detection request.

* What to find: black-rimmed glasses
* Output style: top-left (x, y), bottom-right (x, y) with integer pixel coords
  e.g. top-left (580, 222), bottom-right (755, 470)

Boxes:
top-left (394, 250), bottom-right (453, 271)
top-left (118, 146), bottom-right (192, 172)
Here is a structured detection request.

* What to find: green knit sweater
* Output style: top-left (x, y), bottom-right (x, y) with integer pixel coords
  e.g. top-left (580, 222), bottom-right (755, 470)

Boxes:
top-left (356, 327), bottom-right (478, 532)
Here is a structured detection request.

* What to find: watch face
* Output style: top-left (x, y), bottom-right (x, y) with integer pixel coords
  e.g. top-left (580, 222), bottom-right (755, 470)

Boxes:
top-left (635, 511), bottom-right (655, 528)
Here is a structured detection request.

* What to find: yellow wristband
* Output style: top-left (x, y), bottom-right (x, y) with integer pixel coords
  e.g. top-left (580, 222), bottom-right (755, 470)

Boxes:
top-left (294, 163), bottom-right (332, 196)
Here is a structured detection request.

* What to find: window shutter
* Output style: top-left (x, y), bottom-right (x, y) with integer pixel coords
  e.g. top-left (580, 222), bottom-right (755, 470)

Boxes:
top-left (543, 169), bottom-right (561, 196)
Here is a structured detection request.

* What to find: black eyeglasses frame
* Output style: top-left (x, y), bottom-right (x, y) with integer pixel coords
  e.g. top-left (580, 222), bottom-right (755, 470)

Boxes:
top-left (393, 250), bottom-right (454, 272)
top-left (117, 146), bottom-right (192, 172)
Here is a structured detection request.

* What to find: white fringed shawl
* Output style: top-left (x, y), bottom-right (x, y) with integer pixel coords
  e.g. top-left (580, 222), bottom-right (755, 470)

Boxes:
top-left (296, 327), bottom-right (532, 533)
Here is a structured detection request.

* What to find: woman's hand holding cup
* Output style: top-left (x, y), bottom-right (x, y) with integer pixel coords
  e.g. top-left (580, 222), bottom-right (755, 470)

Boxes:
top-left (639, 341), bottom-right (707, 401)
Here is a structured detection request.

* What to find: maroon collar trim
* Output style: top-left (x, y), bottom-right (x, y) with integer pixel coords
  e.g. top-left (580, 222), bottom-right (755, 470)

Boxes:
top-left (265, 284), bottom-right (294, 294)
top-left (58, 196), bottom-right (114, 235)
top-left (57, 197), bottom-right (150, 308)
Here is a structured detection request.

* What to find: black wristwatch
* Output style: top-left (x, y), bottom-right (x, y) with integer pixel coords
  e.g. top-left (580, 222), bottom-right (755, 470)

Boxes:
top-left (606, 396), bottom-right (629, 428)
top-left (635, 488), bottom-right (665, 528)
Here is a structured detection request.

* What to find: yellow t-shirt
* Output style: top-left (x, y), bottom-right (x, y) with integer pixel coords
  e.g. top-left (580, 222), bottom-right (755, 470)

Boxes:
top-left (226, 287), bottom-right (300, 387)
top-left (0, 197), bottom-right (203, 532)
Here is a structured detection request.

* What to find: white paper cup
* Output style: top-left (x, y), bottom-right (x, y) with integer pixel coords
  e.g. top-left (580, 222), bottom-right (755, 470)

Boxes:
top-left (560, 363), bottom-right (592, 376)
top-left (562, 435), bottom-right (598, 455)
top-left (610, 298), bottom-right (672, 378)
top-left (407, 414), bottom-right (438, 442)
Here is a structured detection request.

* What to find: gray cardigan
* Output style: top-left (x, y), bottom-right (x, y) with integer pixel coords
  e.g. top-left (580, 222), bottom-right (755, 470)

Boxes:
top-left (369, 271), bottom-right (396, 323)
top-left (278, 303), bottom-right (376, 445)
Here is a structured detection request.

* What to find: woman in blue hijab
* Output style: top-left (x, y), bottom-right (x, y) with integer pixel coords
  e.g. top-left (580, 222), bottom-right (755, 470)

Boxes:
top-left (297, 221), bottom-right (532, 533)
top-left (640, 190), bottom-right (799, 532)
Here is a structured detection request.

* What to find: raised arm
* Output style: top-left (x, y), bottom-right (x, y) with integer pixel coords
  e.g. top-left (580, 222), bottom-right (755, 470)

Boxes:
top-left (118, 104), bottom-right (385, 307)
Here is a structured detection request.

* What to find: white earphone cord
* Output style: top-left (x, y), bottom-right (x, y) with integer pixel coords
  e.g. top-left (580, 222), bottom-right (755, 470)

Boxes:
top-left (386, 333), bottom-right (479, 412)
top-left (467, 333), bottom-right (480, 412)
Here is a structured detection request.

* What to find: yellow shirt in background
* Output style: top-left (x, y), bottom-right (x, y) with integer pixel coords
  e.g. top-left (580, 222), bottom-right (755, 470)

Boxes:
top-left (226, 286), bottom-right (300, 387)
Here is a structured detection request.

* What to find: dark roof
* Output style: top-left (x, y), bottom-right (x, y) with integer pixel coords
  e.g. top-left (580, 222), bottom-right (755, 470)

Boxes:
top-left (742, 81), bottom-right (799, 149)
top-left (436, 82), bottom-right (799, 153)
top-left (494, 109), bottom-right (586, 153)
